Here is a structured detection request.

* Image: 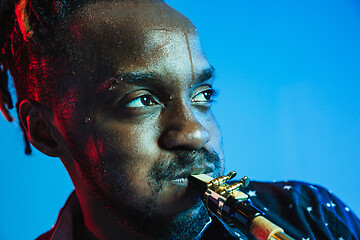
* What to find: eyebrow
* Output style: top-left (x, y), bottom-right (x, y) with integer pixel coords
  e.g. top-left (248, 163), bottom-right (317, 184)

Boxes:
top-left (97, 66), bottom-right (216, 93)
top-left (197, 66), bottom-right (216, 85)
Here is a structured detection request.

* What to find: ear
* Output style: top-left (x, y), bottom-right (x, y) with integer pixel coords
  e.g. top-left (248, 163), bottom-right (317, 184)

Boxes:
top-left (19, 100), bottom-right (64, 157)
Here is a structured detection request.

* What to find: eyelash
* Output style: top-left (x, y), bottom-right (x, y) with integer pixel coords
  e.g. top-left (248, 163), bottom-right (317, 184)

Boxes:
top-left (193, 89), bottom-right (219, 102)
top-left (123, 94), bottom-right (159, 108)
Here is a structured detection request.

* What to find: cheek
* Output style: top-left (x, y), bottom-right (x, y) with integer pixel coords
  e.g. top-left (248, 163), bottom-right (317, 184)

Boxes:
top-left (205, 114), bottom-right (225, 172)
top-left (205, 114), bottom-right (223, 154)
top-left (87, 120), bottom-right (161, 197)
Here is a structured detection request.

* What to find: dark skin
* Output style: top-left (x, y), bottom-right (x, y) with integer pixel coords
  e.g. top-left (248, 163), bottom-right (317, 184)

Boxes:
top-left (19, 0), bottom-right (225, 239)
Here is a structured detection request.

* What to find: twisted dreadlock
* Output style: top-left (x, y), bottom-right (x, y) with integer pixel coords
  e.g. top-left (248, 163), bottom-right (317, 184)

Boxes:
top-left (0, 0), bottom-right (94, 154)
top-left (0, 0), bottom-right (29, 152)
top-left (0, 1), bottom-right (15, 121)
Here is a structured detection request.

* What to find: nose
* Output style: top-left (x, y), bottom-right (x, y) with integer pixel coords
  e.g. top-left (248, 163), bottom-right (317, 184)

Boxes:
top-left (160, 104), bottom-right (210, 150)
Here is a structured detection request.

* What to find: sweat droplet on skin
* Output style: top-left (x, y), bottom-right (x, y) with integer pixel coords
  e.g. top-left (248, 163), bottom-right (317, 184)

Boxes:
top-left (108, 77), bottom-right (122, 91)
top-left (85, 117), bottom-right (92, 123)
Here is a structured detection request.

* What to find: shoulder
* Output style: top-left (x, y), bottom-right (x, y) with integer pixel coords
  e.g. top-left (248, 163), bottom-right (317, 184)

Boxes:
top-left (36, 228), bottom-right (55, 240)
top-left (35, 191), bottom-right (79, 240)
top-left (239, 180), bottom-right (360, 240)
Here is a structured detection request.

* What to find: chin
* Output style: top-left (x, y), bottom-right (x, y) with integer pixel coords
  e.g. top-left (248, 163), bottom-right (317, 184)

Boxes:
top-left (150, 182), bottom-right (203, 218)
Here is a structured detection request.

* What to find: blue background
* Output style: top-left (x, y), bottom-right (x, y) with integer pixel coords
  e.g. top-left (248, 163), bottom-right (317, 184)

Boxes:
top-left (1, 0), bottom-right (360, 239)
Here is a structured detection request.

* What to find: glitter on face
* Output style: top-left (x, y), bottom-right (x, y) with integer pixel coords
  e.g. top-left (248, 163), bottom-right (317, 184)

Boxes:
top-left (85, 116), bottom-right (92, 123)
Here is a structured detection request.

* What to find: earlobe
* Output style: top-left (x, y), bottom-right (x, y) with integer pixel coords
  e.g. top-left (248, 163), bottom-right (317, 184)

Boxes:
top-left (19, 100), bottom-right (63, 157)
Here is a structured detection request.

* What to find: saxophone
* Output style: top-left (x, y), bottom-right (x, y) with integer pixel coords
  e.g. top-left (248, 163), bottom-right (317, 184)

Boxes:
top-left (189, 172), bottom-right (294, 240)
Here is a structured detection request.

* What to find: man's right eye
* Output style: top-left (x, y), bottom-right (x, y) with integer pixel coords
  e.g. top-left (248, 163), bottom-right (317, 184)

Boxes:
top-left (123, 94), bottom-right (159, 108)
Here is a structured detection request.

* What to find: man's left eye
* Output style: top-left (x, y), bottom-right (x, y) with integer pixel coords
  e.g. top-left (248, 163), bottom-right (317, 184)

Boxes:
top-left (192, 89), bottom-right (216, 103)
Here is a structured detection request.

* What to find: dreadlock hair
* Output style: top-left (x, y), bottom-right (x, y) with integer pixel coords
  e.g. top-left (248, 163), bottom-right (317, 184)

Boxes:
top-left (0, 0), bottom-right (98, 154)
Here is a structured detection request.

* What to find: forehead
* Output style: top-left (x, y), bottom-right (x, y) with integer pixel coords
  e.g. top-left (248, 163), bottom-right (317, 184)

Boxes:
top-left (67, 0), bottom-right (210, 88)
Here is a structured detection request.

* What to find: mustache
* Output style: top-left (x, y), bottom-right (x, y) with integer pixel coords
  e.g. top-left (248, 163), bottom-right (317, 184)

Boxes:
top-left (143, 148), bottom-right (222, 219)
top-left (149, 148), bottom-right (222, 183)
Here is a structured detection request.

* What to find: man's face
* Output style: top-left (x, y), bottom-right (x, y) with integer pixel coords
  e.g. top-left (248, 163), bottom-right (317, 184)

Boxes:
top-left (58, 0), bottom-right (224, 230)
